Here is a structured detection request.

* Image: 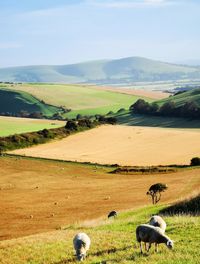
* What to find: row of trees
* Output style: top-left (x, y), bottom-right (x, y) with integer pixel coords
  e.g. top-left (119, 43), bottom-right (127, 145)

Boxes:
top-left (130, 99), bottom-right (200, 119)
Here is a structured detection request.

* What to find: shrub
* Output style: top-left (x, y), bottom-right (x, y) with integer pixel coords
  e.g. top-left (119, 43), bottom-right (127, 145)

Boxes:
top-left (65, 120), bottom-right (78, 131)
top-left (190, 157), bottom-right (200, 166)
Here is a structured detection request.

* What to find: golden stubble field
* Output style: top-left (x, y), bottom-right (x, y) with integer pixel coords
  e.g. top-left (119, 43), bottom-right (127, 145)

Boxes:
top-left (10, 125), bottom-right (200, 166)
top-left (0, 156), bottom-right (200, 241)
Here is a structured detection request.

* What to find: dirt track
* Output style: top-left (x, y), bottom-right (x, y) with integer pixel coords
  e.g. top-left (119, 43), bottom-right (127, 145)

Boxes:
top-left (0, 156), bottom-right (200, 240)
top-left (10, 125), bottom-right (200, 166)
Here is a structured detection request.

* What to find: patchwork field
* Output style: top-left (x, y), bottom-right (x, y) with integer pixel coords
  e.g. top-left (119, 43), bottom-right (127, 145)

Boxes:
top-left (0, 156), bottom-right (200, 241)
top-left (0, 116), bottom-right (65, 137)
top-left (10, 125), bottom-right (200, 166)
top-left (5, 83), bottom-right (154, 117)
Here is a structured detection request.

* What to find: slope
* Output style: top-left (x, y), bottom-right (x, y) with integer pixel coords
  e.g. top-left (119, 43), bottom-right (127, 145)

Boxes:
top-left (1, 56), bottom-right (200, 84)
top-left (0, 88), bottom-right (60, 117)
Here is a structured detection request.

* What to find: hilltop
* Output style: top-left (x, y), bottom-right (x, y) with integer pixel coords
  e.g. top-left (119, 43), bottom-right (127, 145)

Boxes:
top-left (0, 56), bottom-right (200, 84)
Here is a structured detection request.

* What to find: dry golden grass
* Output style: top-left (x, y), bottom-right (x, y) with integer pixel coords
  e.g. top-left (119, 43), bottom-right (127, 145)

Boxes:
top-left (10, 125), bottom-right (200, 166)
top-left (0, 156), bottom-right (200, 240)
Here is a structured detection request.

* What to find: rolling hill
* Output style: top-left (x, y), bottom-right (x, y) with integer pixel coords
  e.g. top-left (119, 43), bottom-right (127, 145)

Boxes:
top-left (1, 57), bottom-right (200, 84)
top-left (0, 88), bottom-right (60, 117)
top-left (157, 88), bottom-right (200, 107)
top-left (3, 83), bottom-right (154, 118)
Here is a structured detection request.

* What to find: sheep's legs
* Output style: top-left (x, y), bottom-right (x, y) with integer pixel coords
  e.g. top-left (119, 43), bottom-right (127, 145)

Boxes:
top-left (155, 243), bottom-right (158, 253)
top-left (139, 242), bottom-right (143, 254)
top-left (147, 243), bottom-right (151, 252)
top-left (144, 243), bottom-right (147, 251)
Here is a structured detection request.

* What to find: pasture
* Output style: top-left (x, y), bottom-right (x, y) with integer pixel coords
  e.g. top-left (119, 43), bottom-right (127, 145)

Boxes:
top-left (10, 125), bottom-right (200, 166)
top-left (0, 155), bottom-right (200, 241)
top-left (0, 116), bottom-right (65, 137)
top-left (0, 203), bottom-right (200, 264)
top-left (5, 83), bottom-right (154, 117)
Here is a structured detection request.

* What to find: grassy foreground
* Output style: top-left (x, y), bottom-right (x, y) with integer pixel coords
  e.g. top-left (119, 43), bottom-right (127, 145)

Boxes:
top-left (0, 205), bottom-right (199, 264)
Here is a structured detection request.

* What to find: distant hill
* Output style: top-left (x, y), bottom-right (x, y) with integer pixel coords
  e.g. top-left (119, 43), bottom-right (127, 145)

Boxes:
top-left (0, 57), bottom-right (200, 84)
top-left (0, 88), bottom-right (60, 117)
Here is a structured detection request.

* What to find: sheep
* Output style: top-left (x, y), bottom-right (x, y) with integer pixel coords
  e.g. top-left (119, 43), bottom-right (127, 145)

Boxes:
top-left (149, 215), bottom-right (166, 233)
top-left (73, 233), bottom-right (91, 261)
top-left (108, 210), bottom-right (117, 218)
top-left (136, 224), bottom-right (173, 253)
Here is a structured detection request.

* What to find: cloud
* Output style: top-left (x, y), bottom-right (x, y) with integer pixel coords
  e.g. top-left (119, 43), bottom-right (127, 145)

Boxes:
top-left (86, 0), bottom-right (177, 8)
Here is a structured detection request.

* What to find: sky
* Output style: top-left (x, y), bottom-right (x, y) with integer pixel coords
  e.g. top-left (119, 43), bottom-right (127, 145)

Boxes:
top-left (0, 0), bottom-right (200, 67)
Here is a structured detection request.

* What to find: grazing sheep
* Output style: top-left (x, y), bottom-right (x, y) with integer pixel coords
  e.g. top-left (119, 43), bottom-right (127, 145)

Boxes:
top-left (108, 211), bottom-right (117, 218)
top-left (136, 224), bottom-right (173, 253)
top-left (73, 233), bottom-right (91, 261)
top-left (149, 215), bottom-right (166, 233)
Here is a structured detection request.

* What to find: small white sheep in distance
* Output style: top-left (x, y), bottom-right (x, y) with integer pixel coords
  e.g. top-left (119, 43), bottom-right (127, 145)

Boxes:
top-left (149, 215), bottom-right (166, 233)
top-left (73, 233), bottom-right (91, 261)
top-left (136, 224), bottom-right (173, 253)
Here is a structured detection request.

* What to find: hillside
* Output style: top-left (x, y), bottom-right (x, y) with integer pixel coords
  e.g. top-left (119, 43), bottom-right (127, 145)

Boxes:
top-left (0, 204), bottom-right (199, 264)
top-left (4, 83), bottom-right (154, 118)
top-left (157, 88), bottom-right (200, 107)
top-left (1, 57), bottom-right (200, 84)
top-left (0, 88), bottom-right (60, 117)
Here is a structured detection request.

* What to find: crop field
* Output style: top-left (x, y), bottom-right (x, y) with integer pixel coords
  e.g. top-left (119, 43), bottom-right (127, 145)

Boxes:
top-left (10, 125), bottom-right (200, 166)
top-left (0, 116), bottom-right (65, 137)
top-left (0, 155), bottom-right (200, 242)
top-left (5, 83), bottom-right (154, 117)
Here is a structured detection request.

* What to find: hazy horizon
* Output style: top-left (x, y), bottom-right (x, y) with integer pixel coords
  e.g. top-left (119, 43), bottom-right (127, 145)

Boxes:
top-left (0, 0), bottom-right (200, 67)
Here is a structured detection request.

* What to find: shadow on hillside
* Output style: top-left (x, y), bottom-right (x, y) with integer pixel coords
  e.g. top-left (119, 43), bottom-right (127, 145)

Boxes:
top-left (117, 113), bottom-right (200, 129)
top-left (55, 246), bottom-right (132, 264)
top-left (160, 193), bottom-right (200, 215)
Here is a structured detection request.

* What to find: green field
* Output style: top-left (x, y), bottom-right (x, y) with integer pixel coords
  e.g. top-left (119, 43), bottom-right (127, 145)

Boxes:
top-left (0, 87), bottom-right (61, 117)
top-left (0, 116), bottom-right (65, 137)
top-left (1, 205), bottom-right (199, 264)
top-left (5, 83), bottom-right (154, 118)
top-left (114, 111), bottom-right (200, 128)
top-left (157, 88), bottom-right (200, 107)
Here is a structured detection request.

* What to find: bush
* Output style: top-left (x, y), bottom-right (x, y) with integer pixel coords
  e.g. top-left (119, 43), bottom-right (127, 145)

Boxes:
top-left (190, 157), bottom-right (200, 166)
top-left (65, 120), bottom-right (78, 131)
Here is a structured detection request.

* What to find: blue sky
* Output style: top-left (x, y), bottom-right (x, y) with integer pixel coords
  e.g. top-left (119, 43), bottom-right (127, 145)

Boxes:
top-left (0, 0), bottom-right (200, 67)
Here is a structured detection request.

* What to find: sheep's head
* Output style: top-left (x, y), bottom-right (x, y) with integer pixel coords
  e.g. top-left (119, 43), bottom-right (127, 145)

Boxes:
top-left (166, 240), bottom-right (174, 249)
top-left (76, 253), bottom-right (86, 261)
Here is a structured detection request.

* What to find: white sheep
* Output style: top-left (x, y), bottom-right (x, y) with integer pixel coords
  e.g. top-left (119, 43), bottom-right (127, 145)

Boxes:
top-left (136, 224), bottom-right (173, 253)
top-left (73, 233), bottom-right (91, 261)
top-left (149, 215), bottom-right (166, 233)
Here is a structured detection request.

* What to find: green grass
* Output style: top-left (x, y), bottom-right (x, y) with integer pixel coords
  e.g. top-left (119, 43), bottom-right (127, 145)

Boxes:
top-left (0, 116), bottom-right (65, 137)
top-left (1, 205), bottom-right (199, 263)
top-left (0, 87), bottom-right (61, 117)
top-left (157, 88), bottom-right (200, 107)
top-left (5, 83), bottom-right (154, 118)
top-left (114, 111), bottom-right (200, 128)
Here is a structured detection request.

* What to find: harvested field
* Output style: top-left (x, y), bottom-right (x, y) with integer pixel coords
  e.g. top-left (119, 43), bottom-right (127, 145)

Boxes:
top-left (10, 125), bottom-right (200, 166)
top-left (0, 156), bottom-right (200, 240)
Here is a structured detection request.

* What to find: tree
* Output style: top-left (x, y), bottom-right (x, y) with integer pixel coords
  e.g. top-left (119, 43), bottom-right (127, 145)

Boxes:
top-left (159, 101), bottom-right (176, 116)
top-left (65, 120), bottom-right (78, 131)
top-left (146, 183), bottom-right (168, 204)
top-left (190, 157), bottom-right (200, 166)
top-left (129, 99), bottom-right (151, 114)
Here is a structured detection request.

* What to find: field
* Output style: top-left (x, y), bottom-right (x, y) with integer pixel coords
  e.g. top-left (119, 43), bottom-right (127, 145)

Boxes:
top-left (0, 116), bottom-right (65, 137)
top-left (0, 88), bottom-right (61, 117)
top-left (4, 83), bottom-right (154, 118)
top-left (10, 125), bottom-right (200, 166)
top-left (0, 155), bottom-right (200, 242)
